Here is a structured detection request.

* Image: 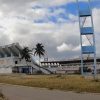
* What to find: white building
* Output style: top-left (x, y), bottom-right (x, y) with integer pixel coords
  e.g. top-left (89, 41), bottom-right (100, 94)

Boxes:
top-left (41, 59), bottom-right (100, 74)
top-left (0, 43), bottom-right (21, 73)
top-left (0, 43), bottom-right (51, 74)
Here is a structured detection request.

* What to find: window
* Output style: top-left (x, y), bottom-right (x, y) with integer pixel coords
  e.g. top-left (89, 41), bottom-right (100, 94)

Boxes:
top-left (15, 61), bottom-right (18, 64)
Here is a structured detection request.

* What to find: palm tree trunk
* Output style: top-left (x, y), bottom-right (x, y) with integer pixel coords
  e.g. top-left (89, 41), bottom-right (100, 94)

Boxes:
top-left (39, 56), bottom-right (41, 71)
top-left (26, 61), bottom-right (30, 74)
top-left (39, 56), bottom-right (40, 66)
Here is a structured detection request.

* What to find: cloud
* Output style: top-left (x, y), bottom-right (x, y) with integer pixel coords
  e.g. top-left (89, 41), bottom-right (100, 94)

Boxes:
top-left (92, 8), bottom-right (100, 56)
top-left (57, 43), bottom-right (73, 52)
top-left (68, 14), bottom-right (78, 22)
top-left (0, 0), bottom-right (99, 60)
top-left (57, 42), bottom-right (81, 53)
top-left (36, 0), bottom-right (75, 6)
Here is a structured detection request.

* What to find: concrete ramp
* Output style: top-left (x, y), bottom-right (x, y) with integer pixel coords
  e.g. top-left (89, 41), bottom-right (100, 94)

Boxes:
top-left (30, 55), bottom-right (52, 74)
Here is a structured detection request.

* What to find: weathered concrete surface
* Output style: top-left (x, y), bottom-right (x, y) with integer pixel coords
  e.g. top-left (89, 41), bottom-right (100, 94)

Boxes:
top-left (0, 84), bottom-right (100, 100)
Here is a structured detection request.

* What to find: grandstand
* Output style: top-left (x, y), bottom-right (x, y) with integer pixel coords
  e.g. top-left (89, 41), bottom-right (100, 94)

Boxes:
top-left (0, 43), bottom-right (51, 74)
top-left (0, 43), bottom-right (100, 75)
top-left (41, 59), bottom-right (100, 74)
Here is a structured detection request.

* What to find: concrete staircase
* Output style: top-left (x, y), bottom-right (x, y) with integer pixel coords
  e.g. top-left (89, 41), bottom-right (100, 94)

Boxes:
top-left (30, 56), bottom-right (52, 74)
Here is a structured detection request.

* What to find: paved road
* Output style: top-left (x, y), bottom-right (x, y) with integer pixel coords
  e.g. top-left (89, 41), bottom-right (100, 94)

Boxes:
top-left (0, 84), bottom-right (100, 100)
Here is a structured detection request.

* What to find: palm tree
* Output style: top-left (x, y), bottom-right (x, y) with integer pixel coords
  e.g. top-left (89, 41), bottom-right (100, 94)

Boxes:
top-left (34, 43), bottom-right (45, 66)
top-left (20, 47), bottom-right (31, 62)
top-left (20, 47), bottom-right (31, 73)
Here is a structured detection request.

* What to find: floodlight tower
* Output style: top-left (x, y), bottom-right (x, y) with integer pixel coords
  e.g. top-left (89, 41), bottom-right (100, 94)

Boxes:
top-left (77, 0), bottom-right (96, 77)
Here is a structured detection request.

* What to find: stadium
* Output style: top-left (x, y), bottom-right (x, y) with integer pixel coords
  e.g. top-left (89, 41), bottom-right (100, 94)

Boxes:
top-left (41, 58), bottom-right (100, 74)
top-left (0, 42), bottom-right (100, 75)
top-left (0, 43), bottom-right (51, 74)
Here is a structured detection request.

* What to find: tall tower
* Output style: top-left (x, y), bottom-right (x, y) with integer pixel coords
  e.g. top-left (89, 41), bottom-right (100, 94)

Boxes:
top-left (77, 0), bottom-right (96, 76)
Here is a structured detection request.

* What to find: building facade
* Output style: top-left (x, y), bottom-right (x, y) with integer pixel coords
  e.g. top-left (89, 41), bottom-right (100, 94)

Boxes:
top-left (41, 59), bottom-right (100, 74)
top-left (0, 43), bottom-right (51, 74)
top-left (0, 43), bottom-right (32, 74)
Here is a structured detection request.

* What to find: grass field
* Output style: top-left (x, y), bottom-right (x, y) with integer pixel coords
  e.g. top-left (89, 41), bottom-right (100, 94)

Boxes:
top-left (0, 74), bottom-right (100, 93)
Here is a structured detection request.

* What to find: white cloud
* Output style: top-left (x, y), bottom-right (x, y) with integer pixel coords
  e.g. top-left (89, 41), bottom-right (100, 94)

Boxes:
top-left (36, 0), bottom-right (75, 6)
top-left (35, 0), bottom-right (88, 6)
top-left (57, 42), bottom-right (81, 53)
top-left (0, 0), bottom-right (99, 59)
top-left (73, 45), bottom-right (81, 51)
top-left (57, 43), bottom-right (73, 52)
top-left (68, 14), bottom-right (78, 21)
top-left (0, 10), bottom-right (3, 18)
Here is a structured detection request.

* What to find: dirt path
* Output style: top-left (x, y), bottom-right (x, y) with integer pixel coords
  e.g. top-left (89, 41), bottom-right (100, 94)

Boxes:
top-left (0, 84), bottom-right (100, 100)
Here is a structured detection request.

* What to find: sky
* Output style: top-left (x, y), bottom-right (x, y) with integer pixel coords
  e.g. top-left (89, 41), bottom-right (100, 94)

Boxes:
top-left (0, 0), bottom-right (100, 61)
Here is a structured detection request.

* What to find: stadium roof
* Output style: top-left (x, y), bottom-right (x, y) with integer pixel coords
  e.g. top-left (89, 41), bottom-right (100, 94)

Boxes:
top-left (0, 43), bottom-right (22, 58)
top-left (41, 59), bottom-right (100, 64)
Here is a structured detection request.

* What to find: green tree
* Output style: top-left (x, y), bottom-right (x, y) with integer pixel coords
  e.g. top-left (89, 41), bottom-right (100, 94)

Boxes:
top-left (21, 47), bottom-right (31, 62)
top-left (20, 47), bottom-right (31, 73)
top-left (34, 43), bottom-right (45, 66)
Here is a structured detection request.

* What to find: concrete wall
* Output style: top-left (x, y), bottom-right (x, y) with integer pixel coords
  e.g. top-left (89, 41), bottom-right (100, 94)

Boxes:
top-left (0, 57), bottom-right (27, 73)
top-left (0, 57), bottom-right (36, 74)
top-left (0, 57), bottom-right (14, 67)
top-left (0, 57), bottom-right (14, 73)
top-left (0, 67), bottom-right (12, 73)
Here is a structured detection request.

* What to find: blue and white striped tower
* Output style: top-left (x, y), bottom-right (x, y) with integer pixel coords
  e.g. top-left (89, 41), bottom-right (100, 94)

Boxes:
top-left (77, 0), bottom-right (96, 77)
